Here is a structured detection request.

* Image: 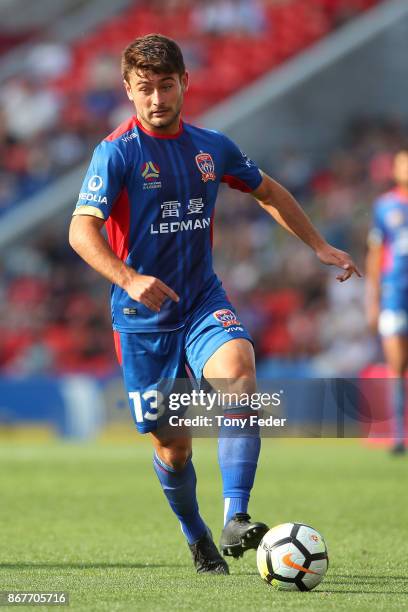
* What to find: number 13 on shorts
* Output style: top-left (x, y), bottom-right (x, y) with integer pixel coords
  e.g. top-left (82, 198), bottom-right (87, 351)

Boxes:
top-left (128, 389), bottom-right (166, 423)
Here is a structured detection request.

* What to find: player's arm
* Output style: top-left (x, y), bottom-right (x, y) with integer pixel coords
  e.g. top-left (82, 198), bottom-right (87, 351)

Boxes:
top-left (365, 239), bottom-right (382, 334)
top-left (251, 171), bottom-right (361, 282)
top-left (69, 215), bottom-right (179, 312)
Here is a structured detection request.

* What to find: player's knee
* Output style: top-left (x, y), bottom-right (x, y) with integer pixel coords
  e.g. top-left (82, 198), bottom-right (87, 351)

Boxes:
top-left (219, 345), bottom-right (254, 375)
top-left (223, 362), bottom-right (256, 394)
top-left (232, 363), bottom-right (255, 379)
top-left (157, 440), bottom-right (192, 471)
top-left (223, 342), bottom-right (255, 380)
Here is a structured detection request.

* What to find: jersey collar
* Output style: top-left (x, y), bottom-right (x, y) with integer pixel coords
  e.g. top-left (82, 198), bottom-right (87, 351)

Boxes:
top-left (135, 116), bottom-right (183, 139)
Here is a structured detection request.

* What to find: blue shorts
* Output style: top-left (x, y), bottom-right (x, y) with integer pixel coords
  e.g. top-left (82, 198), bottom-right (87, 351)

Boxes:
top-left (379, 284), bottom-right (408, 336)
top-left (378, 309), bottom-right (408, 336)
top-left (115, 290), bottom-right (252, 433)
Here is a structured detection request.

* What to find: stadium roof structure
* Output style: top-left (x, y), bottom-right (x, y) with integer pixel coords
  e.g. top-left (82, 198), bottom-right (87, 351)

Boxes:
top-left (0, 0), bottom-right (131, 82)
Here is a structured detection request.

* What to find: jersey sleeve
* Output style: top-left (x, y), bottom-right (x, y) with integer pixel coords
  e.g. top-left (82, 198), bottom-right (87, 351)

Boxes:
top-left (73, 140), bottom-right (126, 220)
top-left (220, 134), bottom-right (263, 193)
top-left (367, 200), bottom-right (386, 247)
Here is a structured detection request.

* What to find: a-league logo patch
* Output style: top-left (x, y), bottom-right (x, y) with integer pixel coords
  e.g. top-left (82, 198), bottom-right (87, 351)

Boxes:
top-left (142, 161), bottom-right (160, 181)
top-left (213, 309), bottom-right (240, 327)
top-left (141, 161), bottom-right (162, 190)
top-left (195, 152), bottom-right (216, 182)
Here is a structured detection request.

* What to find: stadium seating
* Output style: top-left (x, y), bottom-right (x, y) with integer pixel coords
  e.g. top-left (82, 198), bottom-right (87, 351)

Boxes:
top-left (1, 0), bottom-right (392, 376)
top-left (1, 114), bottom-right (404, 376)
top-left (50, 0), bottom-right (379, 116)
top-left (0, 0), bottom-right (381, 213)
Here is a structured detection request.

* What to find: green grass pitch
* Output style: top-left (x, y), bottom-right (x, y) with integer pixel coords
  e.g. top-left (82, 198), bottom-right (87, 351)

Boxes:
top-left (0, 439), bottom-right (407, 611)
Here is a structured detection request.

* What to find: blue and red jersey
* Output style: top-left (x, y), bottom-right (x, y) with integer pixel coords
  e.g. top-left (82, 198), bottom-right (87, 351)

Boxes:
top-left (369, 188), bottom-right (408, 307)
top-left (73, 116), bottom-right (263, 331)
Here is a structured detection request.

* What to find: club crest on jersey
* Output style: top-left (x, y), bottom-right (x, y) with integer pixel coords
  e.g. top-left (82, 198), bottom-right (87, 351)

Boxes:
top-left (141, 161), bottom-right (162, 190)
top-left (195, 152), bottom-right (216, 182)
top-left (213, 309), bottom-right (240, 327)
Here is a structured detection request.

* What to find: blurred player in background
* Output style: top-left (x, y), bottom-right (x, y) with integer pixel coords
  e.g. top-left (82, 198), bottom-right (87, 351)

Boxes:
top-left (69, 34), bottom-right (360, 574)
top-left (366, 149), bottom-right (408, 454)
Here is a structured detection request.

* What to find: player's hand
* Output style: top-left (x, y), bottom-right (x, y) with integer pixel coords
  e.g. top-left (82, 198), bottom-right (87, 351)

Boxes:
top-left (124, 272), bottom-right (179, 312)
top-left (315, 244), bottom-right (362, 282)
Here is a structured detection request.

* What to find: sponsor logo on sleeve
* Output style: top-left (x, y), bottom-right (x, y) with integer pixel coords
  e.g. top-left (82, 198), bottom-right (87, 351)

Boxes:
top-left (78, 193), bottom-right (107, 204)
top-left (88, 175), bottom-right (103, 191)
top-left (241, 151), bottom-right (255, 168)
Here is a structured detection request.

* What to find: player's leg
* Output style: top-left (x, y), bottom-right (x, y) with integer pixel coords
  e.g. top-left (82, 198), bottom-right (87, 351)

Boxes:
top-left (150, 429), bottom-right (206, 545)
top-left (203, 338), bottom-right (268, 556)
top-left (116, 331), bottom-right (228, 573)
top-left (381, 333), bottom-right (408, 453)
top-left (150, 428), bottom-right (228, 574)
top-left (204, 338), bottom-right (259, 522)
top-left (185, 304), bottom-right (269, 558)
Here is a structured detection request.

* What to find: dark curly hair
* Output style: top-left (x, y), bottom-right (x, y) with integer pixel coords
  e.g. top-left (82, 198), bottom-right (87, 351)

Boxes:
top-left (121, 33), bottom-right (185, 82)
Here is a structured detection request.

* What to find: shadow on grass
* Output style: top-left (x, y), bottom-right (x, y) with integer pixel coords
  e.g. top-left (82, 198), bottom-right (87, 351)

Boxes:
top-left (330, 574), bottom-right (408, 581)
top-left (314, 574), bottom-right (408, 595)
top-left (0, 562), bottom-right (188, 570)
top-left (321, 590), bottom-right (408, 595)
top-left (235, 571), bottom-right (408, 594)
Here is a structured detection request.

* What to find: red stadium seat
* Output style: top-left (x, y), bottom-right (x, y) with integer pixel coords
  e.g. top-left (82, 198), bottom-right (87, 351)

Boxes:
top-left (48, 0), bottom-right (381, 108)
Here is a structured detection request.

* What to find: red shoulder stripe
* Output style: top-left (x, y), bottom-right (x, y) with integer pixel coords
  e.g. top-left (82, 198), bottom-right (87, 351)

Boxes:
top-left (105, 115), bottom-right (138, 142)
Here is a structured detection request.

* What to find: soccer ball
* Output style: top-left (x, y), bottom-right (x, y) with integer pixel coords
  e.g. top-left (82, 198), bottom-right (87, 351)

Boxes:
top-left (257, 522), bottom-right (328, 591)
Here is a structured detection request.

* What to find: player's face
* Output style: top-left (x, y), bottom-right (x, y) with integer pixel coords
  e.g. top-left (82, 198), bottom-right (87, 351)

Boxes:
top-left (394, 151), bottom-right (408, 188)
top-left (124, 70), bottom-right (188, 134)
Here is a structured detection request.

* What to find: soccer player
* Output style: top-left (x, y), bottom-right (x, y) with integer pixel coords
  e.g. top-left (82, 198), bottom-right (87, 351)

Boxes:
top-left (69, 34), bottom-right (360, 574)
top-left (366, 148), bottom-right (408, 455)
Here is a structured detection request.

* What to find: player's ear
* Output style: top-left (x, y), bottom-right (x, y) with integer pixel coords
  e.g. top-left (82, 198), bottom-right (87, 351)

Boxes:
top-left (123, 79), bottom-right (134, 101)
top-left (181, 71), bottom-right (189, 93)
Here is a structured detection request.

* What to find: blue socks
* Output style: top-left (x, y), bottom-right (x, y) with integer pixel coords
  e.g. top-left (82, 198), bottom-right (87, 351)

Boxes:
top-left (153, 452), bottom-right (207, 544)
top-left (218, 408), bottom-right (261, 525)
top-left (153, 408), bottom-right (261, 541)
top-left (393, 378), bottom-right (405, 444)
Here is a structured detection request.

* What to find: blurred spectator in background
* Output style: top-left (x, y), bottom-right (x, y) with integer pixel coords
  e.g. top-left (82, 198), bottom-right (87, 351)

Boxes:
top-left (25, 39), bottom-right (72, 81)
top-left (2, 113), bottom-right (401, 375)
top-left (84, 53), bottom-right (121, 121)
top-left (0, 77), bottom-right (61, 139)
top-left (275, 148), bottom-right (313, 201)
top-left (192, 0), bottom-right (266, 35)
top-left (0, 0), bottom-right (381, 214)
top-left (0, 0), bottom-right (394, 376)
